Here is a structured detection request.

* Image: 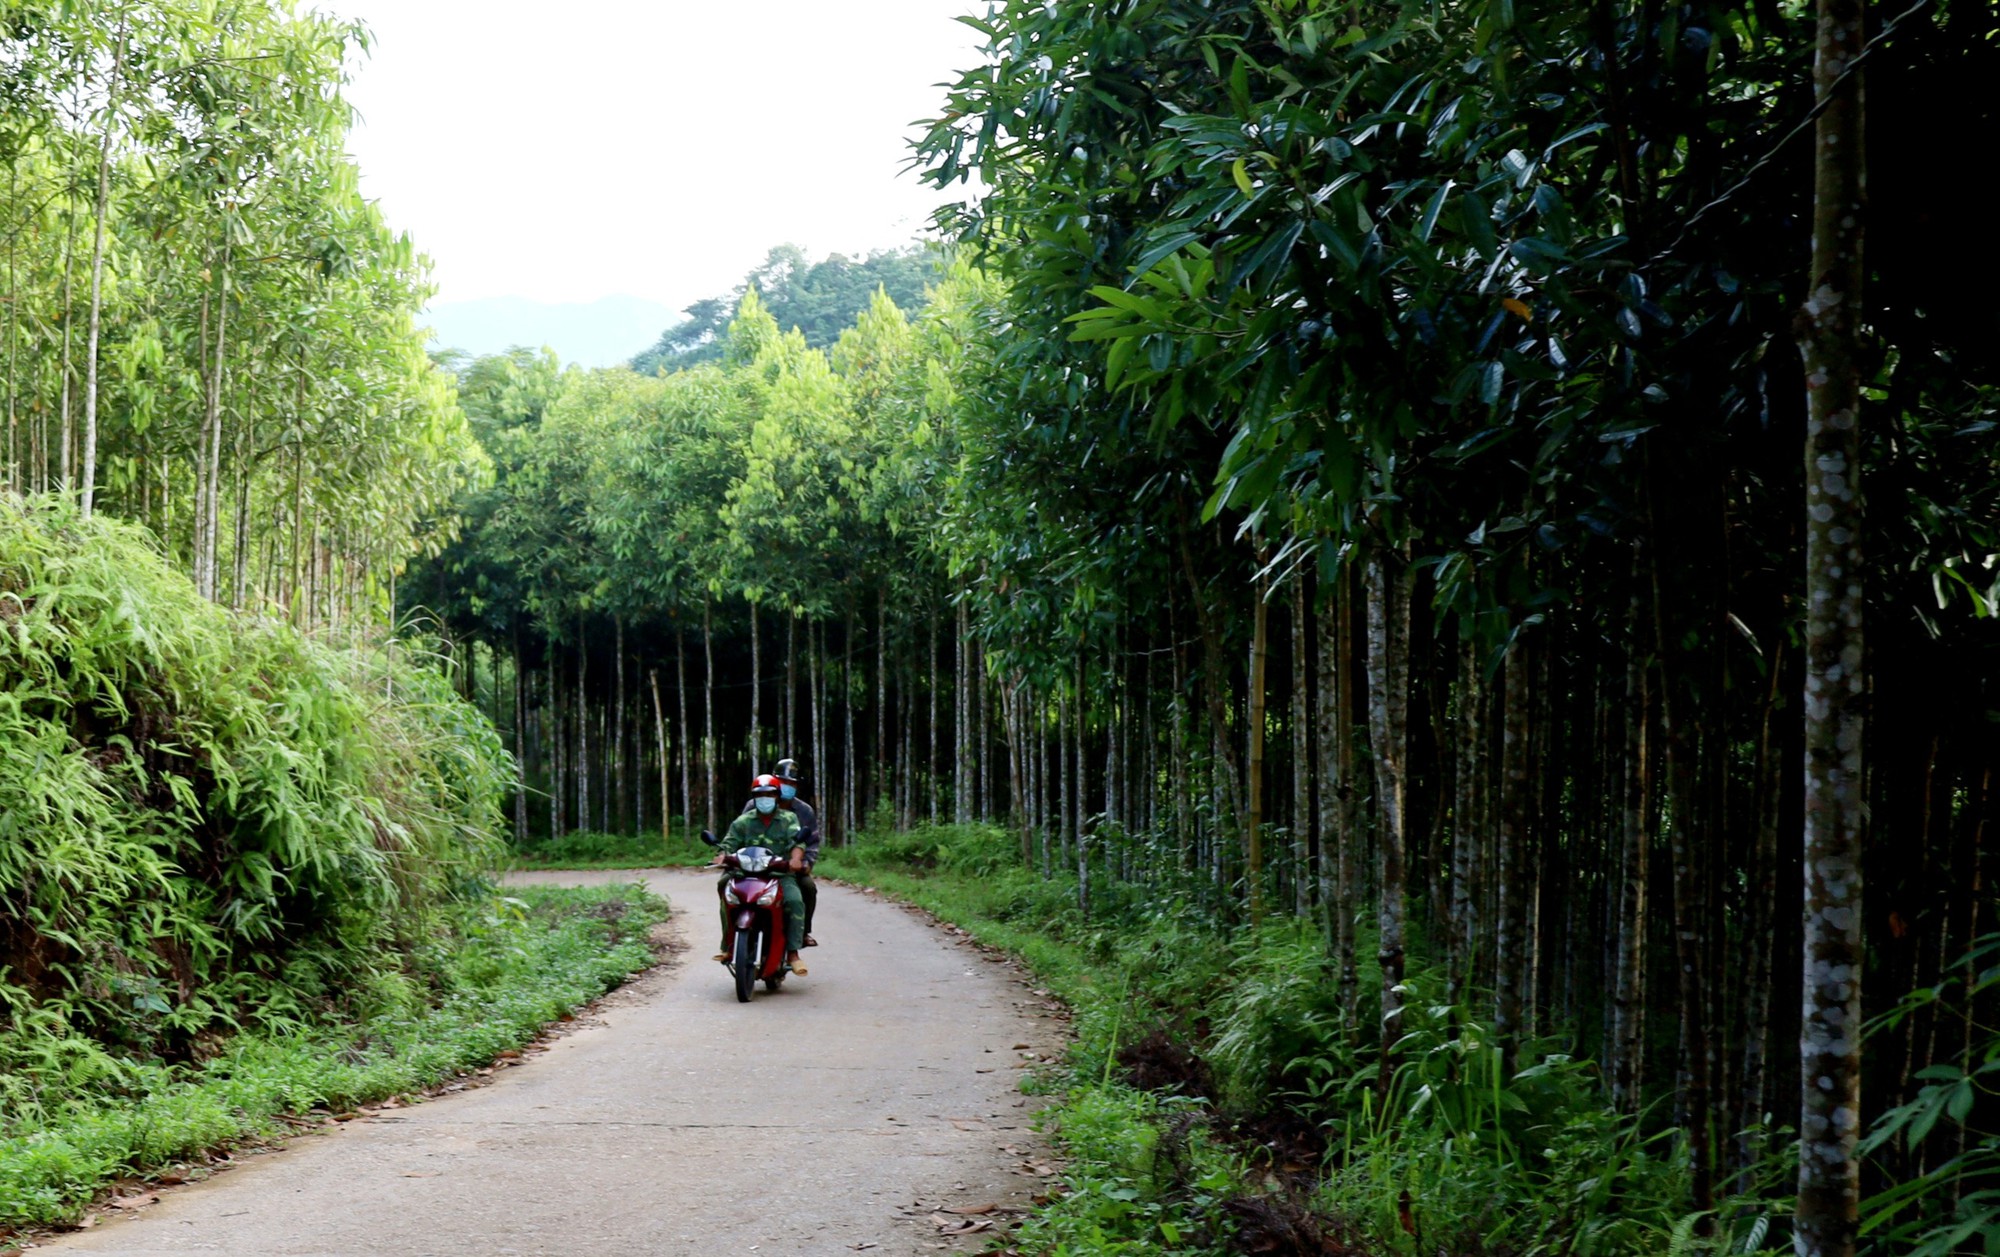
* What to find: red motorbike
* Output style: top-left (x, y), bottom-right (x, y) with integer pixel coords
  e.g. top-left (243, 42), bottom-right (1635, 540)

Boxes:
top-left (700, 831), bottom-right (794, 1002)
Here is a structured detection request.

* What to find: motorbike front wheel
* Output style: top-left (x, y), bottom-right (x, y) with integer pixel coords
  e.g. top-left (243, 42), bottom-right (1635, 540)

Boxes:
top-left (733, 928), bottom-right (757, 1003)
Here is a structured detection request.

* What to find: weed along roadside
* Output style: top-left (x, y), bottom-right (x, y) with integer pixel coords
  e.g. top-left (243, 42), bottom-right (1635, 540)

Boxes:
top-left (818, 824), bottom-right (1780, 1257)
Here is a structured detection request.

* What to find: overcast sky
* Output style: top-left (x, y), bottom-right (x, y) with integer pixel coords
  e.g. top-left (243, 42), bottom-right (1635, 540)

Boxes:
top-left (329, 1), bottom-right (985, 311)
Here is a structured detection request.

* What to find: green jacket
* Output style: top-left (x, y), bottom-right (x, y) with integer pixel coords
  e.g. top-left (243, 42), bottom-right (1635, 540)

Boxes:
top-left (725, 808), bottom-right (801, 858)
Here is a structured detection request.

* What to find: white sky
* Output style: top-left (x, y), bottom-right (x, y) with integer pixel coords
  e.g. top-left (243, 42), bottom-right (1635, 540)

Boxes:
top-left (329, 0), bottom-right (986, 310)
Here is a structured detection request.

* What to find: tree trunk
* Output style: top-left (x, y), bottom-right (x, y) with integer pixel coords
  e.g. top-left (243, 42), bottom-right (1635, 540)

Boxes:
top-left (1246, 557), bottom-right (1272, 926)
top-left (1795, 0), bottom-right (1868, 1241)
top-left (1366, 548), bottom-right (1410, 1086)
top-left (577, 628), bottom-right (590, 832)
top-left (678, 630), bottom-right (691, 838)
top-left (78, 15), bottom-right (128, 518)
top-left (750, 601), bottom-right (762, 777)
top-left (1451, 637), bottom-right (1483, 1003)
top-left (651, 668), bottom-right (670, 844)
top-left (1291, 576), bottom-right (1311, 918)
top-left (615, 617), bottom-right (629, 833)
top-left (1332, 565), bottom-right (1360, 1028)
top-left (1611, 585), bottom-right (1652, 1112)
top-left (1496, 635), bottom-right (1532, 1071)
top-left (1736, 652), bottom-right (1786, 1180)
top-left (876, 590), bottom-right (888, 826)
top-left (704, 599), bottom-right (716, 835)
top-left (513, 627), bottom-right (528, 843)
top-left (929, 606), bottom-right (940, 824)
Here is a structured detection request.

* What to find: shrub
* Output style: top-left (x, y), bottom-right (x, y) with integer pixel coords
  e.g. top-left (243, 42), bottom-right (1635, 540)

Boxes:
top-left (1, 497), bottom-right (511, 1092)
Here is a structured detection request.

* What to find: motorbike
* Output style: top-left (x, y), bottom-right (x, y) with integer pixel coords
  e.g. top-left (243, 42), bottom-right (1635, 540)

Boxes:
top-left (700, 830), bottom-right (795, 1002)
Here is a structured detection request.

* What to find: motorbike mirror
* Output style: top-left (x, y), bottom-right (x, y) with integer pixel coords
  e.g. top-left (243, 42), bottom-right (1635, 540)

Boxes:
top-left (699, 830), bottom-right (719, 847)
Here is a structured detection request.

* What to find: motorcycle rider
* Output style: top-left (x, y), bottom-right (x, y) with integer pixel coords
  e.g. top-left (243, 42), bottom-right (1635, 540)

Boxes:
top-left (756, 757), bottom-right (820, 946)
top-left (712, 774), bottom-right (808, 977)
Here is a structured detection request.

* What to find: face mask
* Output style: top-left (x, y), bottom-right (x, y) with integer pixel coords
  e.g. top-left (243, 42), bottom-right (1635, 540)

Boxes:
top-left (780, 784), bottom-right (797, 800)
top-left (755, 796), bottom-right (777, 815)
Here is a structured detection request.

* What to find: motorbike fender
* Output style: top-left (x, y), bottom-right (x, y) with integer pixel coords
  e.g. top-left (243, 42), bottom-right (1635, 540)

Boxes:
top-left (733, 907), bottom-right (756, 932)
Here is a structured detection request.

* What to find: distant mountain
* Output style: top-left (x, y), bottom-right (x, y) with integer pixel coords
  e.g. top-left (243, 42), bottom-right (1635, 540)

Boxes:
top-left (422, 295), bottom-right (678, 369)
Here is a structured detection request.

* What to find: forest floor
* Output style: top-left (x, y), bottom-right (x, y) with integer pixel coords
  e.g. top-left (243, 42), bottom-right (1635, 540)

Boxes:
top-left (26, 869), bottom-right (1063, 1257)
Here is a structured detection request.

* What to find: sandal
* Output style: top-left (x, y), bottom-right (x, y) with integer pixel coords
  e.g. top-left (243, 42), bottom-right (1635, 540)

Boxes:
top-left (804, 935), bottom-right (819, 947)
top-left (712, 951), bottom-right (729, 963)
top-left (787, 953), bottom-right (809, 977)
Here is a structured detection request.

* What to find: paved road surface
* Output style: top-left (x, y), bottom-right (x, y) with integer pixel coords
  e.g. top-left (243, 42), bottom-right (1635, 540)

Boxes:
top-left (37, 868), bottom-right (1060, 1256)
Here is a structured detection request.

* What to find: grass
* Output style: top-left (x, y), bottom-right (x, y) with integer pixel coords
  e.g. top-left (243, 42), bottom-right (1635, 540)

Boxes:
top-left (0, 883), bottom-right (666, 1234)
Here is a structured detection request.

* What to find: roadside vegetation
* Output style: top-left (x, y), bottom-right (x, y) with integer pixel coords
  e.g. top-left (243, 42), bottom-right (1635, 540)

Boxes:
top-left (0, 500), bottom-right (666, 1228)
top-left (0, 884), bottom-right (662, 1231)
top-left (823, 825), bottom-right (1985, 1256)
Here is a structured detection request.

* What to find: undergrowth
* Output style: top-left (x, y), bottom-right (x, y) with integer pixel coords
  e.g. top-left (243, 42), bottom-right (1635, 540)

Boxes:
top-left (0, 882), bottom-right (663, 1229)
top-left (821, 823), bottom-right (1796, 1256)
top-left (502, 828), bottom-right (693, 870)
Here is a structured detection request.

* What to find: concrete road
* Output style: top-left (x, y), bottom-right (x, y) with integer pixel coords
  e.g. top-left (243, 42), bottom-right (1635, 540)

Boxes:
top-left (38, 868), bottom-right (1061, 1257)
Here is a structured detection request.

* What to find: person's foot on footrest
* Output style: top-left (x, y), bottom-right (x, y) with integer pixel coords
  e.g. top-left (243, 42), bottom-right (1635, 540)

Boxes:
top-left (804, 935), bottom-right (818, 947)
top-left (712, 951), bottom-right (728, 963)
top-left (787, 951), bottom-right (808, 976)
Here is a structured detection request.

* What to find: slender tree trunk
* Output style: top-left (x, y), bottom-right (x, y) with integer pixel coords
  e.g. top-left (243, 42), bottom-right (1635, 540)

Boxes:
top-left (678, 630), bottom-right (691, 837)
top-left (1451, 638), bottom-right (1483, 1003)
top-left (1795, 0), bottom-right (1868, 1242)
top-left (1736, 653), bottom-right (1787, 1178)
top-left (844, 605), bottom-right (858, 843)
top-left (577, 628), bottom-right (590, 832)
top-left (876, 590), bottom-right (887, 826)
top-left (615, 616), bottom-right (628, 833)
top-left (929, 606), bottom-right (940, 823)
top-left (1366, 548), bottom-right (1410, 1086)
top-left (750, 601), bottom-right (762, 776)
top-left (78, 15), bottom-right (128, 518)
top-left (1333, 566), bottom-right (1360, 1027)
top-left (1291, 577), bottom-right (1311, 918)
top-left (513, 627), bottom-right (528, 843)
top-left (1496, 635), bottom-right (1532, 1071)
top-left (1076, 655), bottom-right (1091, 916)
top-left (551, 655), bottom-right (567, 837)
top-left (1612, 585), bottom-right (1653, 1111)
top-left (704, 599), bottom-right (716, 835)
top-left (651, 668), bottom-right (670, 844)
top-left (1246, 557), bottom-right (1272, 926)
top-left (785, 613), bottom-right (796, 757)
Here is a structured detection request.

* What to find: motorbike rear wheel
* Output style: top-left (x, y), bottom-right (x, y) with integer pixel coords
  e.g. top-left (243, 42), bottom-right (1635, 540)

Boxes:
top-left (733, 929), bottom-right (757, 1003)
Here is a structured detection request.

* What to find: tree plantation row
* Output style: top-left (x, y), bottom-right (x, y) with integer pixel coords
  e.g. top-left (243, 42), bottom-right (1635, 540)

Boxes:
top-left (1, 2), bottom-right (482, 622)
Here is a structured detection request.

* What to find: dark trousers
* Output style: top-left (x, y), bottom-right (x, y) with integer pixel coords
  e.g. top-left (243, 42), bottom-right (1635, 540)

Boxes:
top-left (800, 871), bottom-right (817, 935)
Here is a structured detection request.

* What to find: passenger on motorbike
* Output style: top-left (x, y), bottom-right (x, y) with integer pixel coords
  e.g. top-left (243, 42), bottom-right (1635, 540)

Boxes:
top-left (748, 757), bottom-right (820, 946)
top-left (712, 774), bottom-right (808, 976)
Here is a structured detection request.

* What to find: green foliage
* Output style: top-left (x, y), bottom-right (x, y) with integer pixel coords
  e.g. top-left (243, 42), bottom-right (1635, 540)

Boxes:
top-left (0, 497), bottom-right (512, 1121)
top-left (503, 829), bottom-right (685, 870)
top-left (825, 831), bottom-right (1800, 1256)
top-left (0, 883), bottom-right (663, 1227)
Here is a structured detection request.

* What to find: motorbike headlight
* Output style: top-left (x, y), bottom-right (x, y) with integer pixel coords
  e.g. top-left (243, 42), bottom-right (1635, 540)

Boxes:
top-left (724, 884), bottom-right (744, 904)
top-left (755, 884), bottom-right (779, 906)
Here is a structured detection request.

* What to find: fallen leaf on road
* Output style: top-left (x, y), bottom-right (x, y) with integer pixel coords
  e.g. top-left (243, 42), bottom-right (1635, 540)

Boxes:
top-left (851, 1244), bottom-right (878, 1251)
top-left (156, 1172), bottom-right (186, 1185)
top-left (401, 1171), bottom-right (439, 1178)
top-left (106, 1193), bottom-right (157, 1210)
top-left (942, 1202), bottom-right (997, 1215)
top-left (1011, 1043), bottom-right (1030, 1050)
top-left (949, 1119), bottom-right (984, 1131)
